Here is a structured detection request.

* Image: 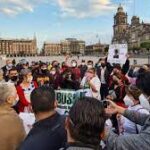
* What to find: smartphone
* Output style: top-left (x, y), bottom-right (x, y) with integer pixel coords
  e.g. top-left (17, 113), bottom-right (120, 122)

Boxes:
top-left (102, 100), bottom-right (109, 108)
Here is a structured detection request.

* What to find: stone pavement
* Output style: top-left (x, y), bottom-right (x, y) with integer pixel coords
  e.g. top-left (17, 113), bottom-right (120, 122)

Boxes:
top-left (0, 56), bottom-right (149, 68)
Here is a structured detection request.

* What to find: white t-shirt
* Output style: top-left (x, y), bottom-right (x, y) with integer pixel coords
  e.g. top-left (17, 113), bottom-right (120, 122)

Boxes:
top-left (81, 76), bottom-right (101, 100)
top-left (100, 67), bottom-right (106, 84)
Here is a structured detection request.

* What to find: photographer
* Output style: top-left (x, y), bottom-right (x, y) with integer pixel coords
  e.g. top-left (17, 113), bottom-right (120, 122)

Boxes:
top-left (105, 72), bottom-right (150, 150)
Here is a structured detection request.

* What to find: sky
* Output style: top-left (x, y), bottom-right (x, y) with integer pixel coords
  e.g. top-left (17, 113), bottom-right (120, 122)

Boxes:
top-left (0, 0), bottom-right (150, 49)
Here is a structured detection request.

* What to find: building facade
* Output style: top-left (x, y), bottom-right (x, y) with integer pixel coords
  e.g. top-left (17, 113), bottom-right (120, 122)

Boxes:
top-left (43, 43), bottom-right (61, 56)
top-left (43, 38), bottom-right (85, 56)
top-left (112, 5), bottom-right (150, 49)
top-left (0, 37), bottom-right (37, 56)
top-left (112, 5), bottom-right (129, 44)
top-left (85, 43), bottom-right (109, 55)
top-left (61, 38), bottom-right (85, 55)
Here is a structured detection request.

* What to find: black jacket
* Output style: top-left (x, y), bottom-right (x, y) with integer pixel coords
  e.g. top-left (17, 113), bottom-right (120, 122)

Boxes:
top-left (20, 112), bottom-right (67, 150)
top-left (60, 142), bottom-right (102, 150)
top-left (97, 67), bottom-right (111, 84)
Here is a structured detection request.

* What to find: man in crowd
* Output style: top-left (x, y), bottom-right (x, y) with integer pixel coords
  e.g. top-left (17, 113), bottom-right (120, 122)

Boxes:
top-left (97, 59), bottom-right (111, 100)
top-left (1, 59), bottom-right (13, 81)
top-left (0, 83), bottom-right (26, 150)
top-left (105, 71), bottom-right (150, 150)
top-left (78, 59), bottom-right (87, 79)
top-left (20, 86), bottom-right (66, 150)
top-left (61, 97), bottom-right (106, 150)
top-left (7, 67), bottom-right (19, 85)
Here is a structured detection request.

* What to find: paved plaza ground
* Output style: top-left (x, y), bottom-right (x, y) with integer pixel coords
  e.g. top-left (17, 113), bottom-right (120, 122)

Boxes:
top-left (0, 55), bottom-right (149, 68)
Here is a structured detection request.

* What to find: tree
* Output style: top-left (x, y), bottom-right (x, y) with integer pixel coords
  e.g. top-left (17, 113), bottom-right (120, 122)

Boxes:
top-left (141, 42), bottom-right (150, 49)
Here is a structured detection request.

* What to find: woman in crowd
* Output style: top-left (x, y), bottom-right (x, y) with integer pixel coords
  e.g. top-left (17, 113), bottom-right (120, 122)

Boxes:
top-left (16, 68), bottom-right (38, 113)
top-left (118, 85), bottom-right (149, 135)
top-left (61, 68), bottom-right (80, 90)
top-left (105, 72), bottom-right (150, 150)
top-left (80, 68), bottom-right (101, 100)
top-left (108, 73), bottom-right (126, 134)
top-left (49, 67), bottom-right (62, 90)
top-left (109, 74), bottom-right (126, 107)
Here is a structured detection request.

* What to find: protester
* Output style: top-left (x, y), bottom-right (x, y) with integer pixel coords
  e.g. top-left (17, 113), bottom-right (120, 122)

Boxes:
top-left (52, 60), bottom-right (60, 72)
top-left (60, 61), bottom-right (68, 73)
top-left (118, 85), bottom-right (149, 135)
top-left (87, 60), bottom-right (94, 69)
top-left (78, 59), bottom-right (87, 79)
top-left (20, 86), bottom-right (66, 150)
top-left (0, 83), bottom-right (26, 150)
top-left (35, 63), bottom-right (50, 86)
top-left (71, 59), bottom-right (81, 81)
top-left (97, 59), bottom-right (111, 100)
top-left (128, 64), bottom-right (149, 78)
top-left (111, 66), bottom-right (129, 85)
top-left (105, 71), bottom-right (150, 150)
top-left (61, 68), bottom-right (80, 90)
top-left (21, 59), bottom-right (29, 69)
top-left (61, 97), bottom-right (106, 150)
top-left (1, 59), bottom-right (13, 81)
top-left (49, 67), bottom-right (62, 89)
top-left (16, 68), bottom-right (38, 112)
top-left (95, 58), bottom-right (102, 69)
top-left (109, 74), bottom-right (126, 106)
top-left (7, 67), bottom-right (19, 85)
top-left (81, 68), bottom-right (101, 100)
top-left (32, 62), bottom-right (40, 79)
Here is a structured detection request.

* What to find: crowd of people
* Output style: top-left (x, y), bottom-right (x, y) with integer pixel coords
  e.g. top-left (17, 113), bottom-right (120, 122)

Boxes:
top-left (0, 55), bottom-right (150, 150)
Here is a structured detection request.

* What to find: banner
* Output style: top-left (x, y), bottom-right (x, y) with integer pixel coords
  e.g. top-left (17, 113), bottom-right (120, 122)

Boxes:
top-left (55, 89), bottom-right (89, 115)
top-left (107, 44), bottom-right (128, 65)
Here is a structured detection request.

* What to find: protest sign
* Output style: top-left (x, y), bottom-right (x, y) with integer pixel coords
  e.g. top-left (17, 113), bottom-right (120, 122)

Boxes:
top-left (55, 89), bottom-right (88, 115)
top-left (107, 44), bottom-right (128, 65)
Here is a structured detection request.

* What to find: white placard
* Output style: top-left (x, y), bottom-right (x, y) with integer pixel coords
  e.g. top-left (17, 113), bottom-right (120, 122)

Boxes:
top-left (107, 44), bottom-right (128, 65)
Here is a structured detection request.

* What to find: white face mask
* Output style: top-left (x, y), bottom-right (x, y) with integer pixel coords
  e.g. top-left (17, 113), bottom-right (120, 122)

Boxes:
top-left (87, 65), bottom-right (93, 69)
top-left (72, 62), bottom-right (77, 67)
top-left (51, 71), bottom-right (56, 75)
top-left (123, 95), bottom-right (134, 107)
top-left (139, 94), bottom-right (150, 110)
